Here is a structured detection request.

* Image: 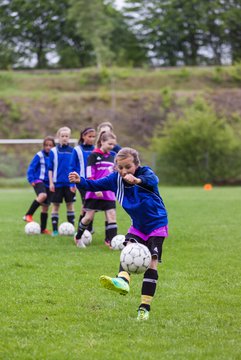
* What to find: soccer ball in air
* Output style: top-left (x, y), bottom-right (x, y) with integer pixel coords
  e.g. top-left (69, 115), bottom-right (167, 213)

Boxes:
top-left (25, 221), bottom-right (41, 235)
top-left (111, 234), bottom-right (125, 250)
top-left (58, 222), bottom-right (75, 236)
top-left (120, 243), bottom-right (151, 274)
top-left (81, 230), bottom-right (92, 246)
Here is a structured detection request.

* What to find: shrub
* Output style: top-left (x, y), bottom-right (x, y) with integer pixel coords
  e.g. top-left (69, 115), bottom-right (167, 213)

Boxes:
top-left (150, 98), bottom-right (241, 184)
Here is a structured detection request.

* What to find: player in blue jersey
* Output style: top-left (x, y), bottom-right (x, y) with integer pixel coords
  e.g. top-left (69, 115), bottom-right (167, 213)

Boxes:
top-left (73, 131), bottom-right (118, 248)
top-left (97, 121), bottom-right (121, 154)
top-left (70, 127), bottom-right (96, 233)
top-left (48, 127), bottom-right (76, 236)
top-left (23, 136), bottom-right (55, 234)
top-left (69, 147), bottom-right (168, 321)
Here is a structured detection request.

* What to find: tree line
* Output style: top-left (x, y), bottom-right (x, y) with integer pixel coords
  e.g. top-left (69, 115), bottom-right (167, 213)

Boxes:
top-left (0, 0), bottom-right (240, 69)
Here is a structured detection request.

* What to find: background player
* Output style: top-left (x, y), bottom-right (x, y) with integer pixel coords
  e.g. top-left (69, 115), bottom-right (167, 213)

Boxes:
top-left (48, 127), bottom-right (76, 236)
top-left (70, 127), bottom-right (96, 234)
top-left (23, 136), bottom-right (55, 234)
top-left (73, 131), bottom-right (118, 247)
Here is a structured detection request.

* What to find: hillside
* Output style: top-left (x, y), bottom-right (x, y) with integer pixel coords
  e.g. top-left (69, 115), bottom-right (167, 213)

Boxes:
top-left (0, 65), bottom-right (241, 177)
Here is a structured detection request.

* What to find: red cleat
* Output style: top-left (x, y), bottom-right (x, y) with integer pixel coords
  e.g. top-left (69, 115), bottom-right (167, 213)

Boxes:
top-left (23, 215), bottom-right (34, 222)
top-left (41, 229), bottom-right (51, 235)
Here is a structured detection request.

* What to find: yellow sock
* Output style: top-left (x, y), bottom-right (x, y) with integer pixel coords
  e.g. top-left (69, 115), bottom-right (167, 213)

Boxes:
top-left (141, 295), bottom-right (153, 306)
top-left (118, 271), bottom-right (130, 283)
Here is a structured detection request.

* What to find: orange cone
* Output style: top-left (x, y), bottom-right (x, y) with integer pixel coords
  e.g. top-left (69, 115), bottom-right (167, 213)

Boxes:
top-left (203, 183), bottom-right (213, 190)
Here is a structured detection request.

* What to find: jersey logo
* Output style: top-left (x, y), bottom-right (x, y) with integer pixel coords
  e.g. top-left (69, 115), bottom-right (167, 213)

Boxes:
top-left (97, 156), bottom-right (102, 160)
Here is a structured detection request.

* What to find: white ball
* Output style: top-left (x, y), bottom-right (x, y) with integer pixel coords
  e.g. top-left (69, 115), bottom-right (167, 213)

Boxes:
top-left (25, 221), bottom-right (41, 235)
top-left (81, 230), bottom-right (92, 246)
top-left (111, 234), bottom-right (125, 250)
top-left (120, 242), bottom-right (151, 274)
top-left (58, 222), bottom-right (75, 236)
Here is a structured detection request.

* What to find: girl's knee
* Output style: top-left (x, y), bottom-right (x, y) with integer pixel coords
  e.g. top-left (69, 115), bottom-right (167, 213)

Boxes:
top-left (106, 209), bottom-right (116, 222)
top-left (38, 193), bottom-right (47, 203)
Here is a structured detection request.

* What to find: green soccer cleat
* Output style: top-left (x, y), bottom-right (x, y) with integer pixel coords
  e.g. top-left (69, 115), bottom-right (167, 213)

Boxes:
top-left (99, 276), bottom-right (130, 295)
top-left (137, 307), bottom-right (150, 321)
top-left (51, 230), bottom-right (59, 237)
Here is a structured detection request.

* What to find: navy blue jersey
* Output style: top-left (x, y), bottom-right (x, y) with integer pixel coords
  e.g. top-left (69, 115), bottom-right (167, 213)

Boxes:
top-left (112, 143), bottom-right (121, 154)
top-left (77, 166), bottom-right (168, 234)
top-left (27, 150), bottom-right (50, 186)
top-left (69, 144), bottom-right (94, 178)
top-left (49, 144), bottom-right (74, 187)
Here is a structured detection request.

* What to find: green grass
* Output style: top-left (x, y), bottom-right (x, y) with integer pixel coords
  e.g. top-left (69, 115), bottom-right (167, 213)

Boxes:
top-left (0, 187), bottom-right (240, 360)
top-left (0, 65), bottom-right (240, 96)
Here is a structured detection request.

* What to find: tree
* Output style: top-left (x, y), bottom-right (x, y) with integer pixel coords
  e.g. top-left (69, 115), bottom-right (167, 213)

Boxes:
top-left (68, 0), bottom-right (115, 68)
top-left (222, 0), bottom-right (241, 64)
top-left (0, 0), bottom-right (68, 68)
top-left (150, 98), bottom-right (241, 184)
top-left (125, 0), bottom-right (206, 66)
top-left (107, 4), bottom-right (147, 66)
top-left (124, 0), bottom-right (241, 65)
top-left (56, 20), bottom-right (95, 68)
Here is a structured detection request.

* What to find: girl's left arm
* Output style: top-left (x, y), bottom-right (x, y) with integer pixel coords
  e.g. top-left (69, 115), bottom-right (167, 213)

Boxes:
top-left (137, 167), bottom-right (159, 187)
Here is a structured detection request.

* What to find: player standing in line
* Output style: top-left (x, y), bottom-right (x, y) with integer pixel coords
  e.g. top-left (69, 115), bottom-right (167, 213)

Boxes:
top-left (69, 147), bottom-right (168, 321)
top-left (73, 131), bottom-right (118, 248)
top-left (48, 127), bottom-right (76, 236)
top-left (23, 136), bottom-right (55, 234)
top-left (97, 121), bottom-right (121, 154)
top-left (70, 127), bottom-right (96, 234)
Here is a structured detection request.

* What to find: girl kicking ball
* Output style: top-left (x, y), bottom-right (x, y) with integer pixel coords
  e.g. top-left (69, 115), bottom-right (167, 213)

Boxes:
top-left (69, 147), bottom-right (168, 321)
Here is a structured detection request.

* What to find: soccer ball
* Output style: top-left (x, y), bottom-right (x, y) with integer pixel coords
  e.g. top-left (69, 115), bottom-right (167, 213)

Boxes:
top-left (120, 243), bottom-right (151, 274)
top-left (81, 230), bottom-right (92, 246)
top-left (25, 221), bottom-right (41, 235)
top-left (111, 234), bottom-right (125, 250)
top-left (58, 222), bottom-right (75, 236)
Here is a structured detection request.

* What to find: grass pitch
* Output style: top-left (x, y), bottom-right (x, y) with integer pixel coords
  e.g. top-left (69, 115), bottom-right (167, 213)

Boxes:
top-left (0, 187), bottom-right (240, 360)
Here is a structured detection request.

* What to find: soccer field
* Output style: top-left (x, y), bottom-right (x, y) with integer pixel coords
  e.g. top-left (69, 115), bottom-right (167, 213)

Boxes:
top-left (0, 187), bottom-right (240, 360)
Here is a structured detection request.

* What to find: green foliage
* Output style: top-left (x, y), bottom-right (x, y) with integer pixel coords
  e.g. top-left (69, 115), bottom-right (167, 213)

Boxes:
top-left (0, 72), bottom-right (14, 88)
top-left (212, 67), bottom-right (225, 83)
top-left (0, 152), bottom-right (22, 177)
top-left (1, 0), bottom-right (241, 68)
top-left (125, 0), bottom-right (241, 66)
top-left (0, 44), bottom-right (17, 70)
top-left (0, 0), bottom-right (69, 68)
top-left (160, 87), bottom-right (173, 110)
top-left (151, 98), bottom-right (241, 184)
top-left (230, 62), bottom-right (241, 83)
top-left (0, 99), bottom-right (21, 138)
top-left (0, 177), bottom-right (27, 188)
top-left (68, 0), bottom-right (114, 68)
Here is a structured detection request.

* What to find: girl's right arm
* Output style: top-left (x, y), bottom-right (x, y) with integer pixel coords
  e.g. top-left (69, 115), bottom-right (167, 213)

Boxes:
top-left (27, 154), bottom-right (39, 185)
top-left (48, 150), bottom-right (55, 192)
top-left (69, 172), bottom-right (80, 183)
top-left (48, 170), bottom-right (55, 192)
top-left (69, 172), bottom-right (116, 193)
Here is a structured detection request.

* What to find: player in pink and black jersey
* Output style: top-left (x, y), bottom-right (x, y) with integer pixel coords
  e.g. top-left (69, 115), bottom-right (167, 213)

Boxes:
top-left (74, 131), bottom-right (117, 247)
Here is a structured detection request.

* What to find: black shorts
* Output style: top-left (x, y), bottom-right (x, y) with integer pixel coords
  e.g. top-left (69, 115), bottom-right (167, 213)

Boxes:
top-left (51, 187), bottom-right (76, 204)
top-left (78, 188), bottom-right (87, 204)
top-left (125, 234), bottom-right (165, 262)
top-left (33, 182), bottom-right (51, 205)
top-left (84, 199), bottom-right (116, 211)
